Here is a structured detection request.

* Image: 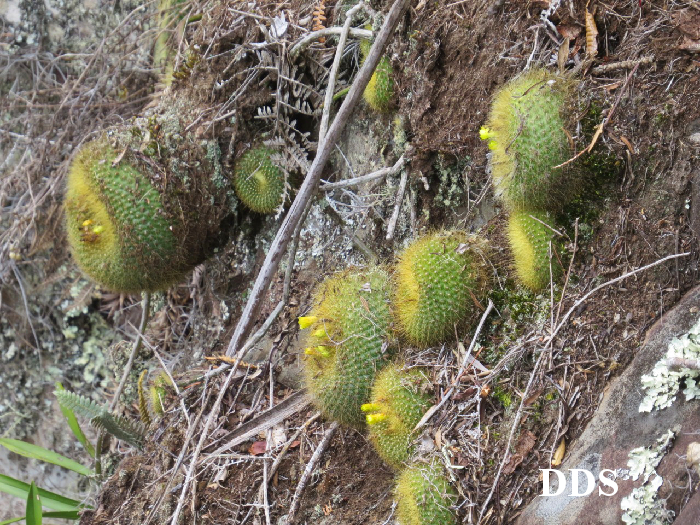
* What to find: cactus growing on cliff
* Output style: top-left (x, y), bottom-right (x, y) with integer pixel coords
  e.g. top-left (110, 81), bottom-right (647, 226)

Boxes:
top-left (361, 363), bottom-right (432, 468)
top-left (64, 126), bottom-right (228, 293)
top-left (392, 231), bottom-right (490, 347)
top-left (507, 210), bottom-right (564, 291)
top-left (300, 267), bottom-right (394, 427)
top-left (395, 460), bottom-right (458, 525)
top-left (233, 146), bottom-right (286, 214)
top-left (481, 69), bottom-right (577, 212)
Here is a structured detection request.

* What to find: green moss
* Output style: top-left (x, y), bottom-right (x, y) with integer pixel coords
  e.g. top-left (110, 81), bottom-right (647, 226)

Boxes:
top-left (492, 385), bottom-right (512, 408)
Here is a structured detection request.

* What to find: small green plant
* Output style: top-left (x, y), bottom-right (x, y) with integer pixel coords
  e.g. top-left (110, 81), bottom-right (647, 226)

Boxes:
top-left (0, 385), bottom-right (100, 522)
top-left (394, 460), bottom-right (458, 525)
top-left (360, 31), bottom-right (395, 112)
top-left (393, 231), bottom-right (490, 347)
top-left (233, 146), bottom-right (286, 214)
top-left (507, 211), bottom-right (564, 291)
top-left (481, 69), bottom-right (578, 212)
top-left (299, 267), bottom-right (394, 427)
top-left (361, 363), bottom-right (432, 469)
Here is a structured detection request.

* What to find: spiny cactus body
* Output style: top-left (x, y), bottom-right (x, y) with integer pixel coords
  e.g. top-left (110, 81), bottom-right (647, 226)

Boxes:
top-left (233, 146), bottom-right (285, 214)
top-left (65, 140), bottom-right (178, 292)
top-left (393, 231), bottom-right (490, 348)
top-left (301, 267), bottom-right (393, 427)
top-left (364, 56), bottom-right (394, 112)
top-left (65, 123), bottom-right (228, 293)
top-left (507, 211), bottom-right (564, 291)
top-left (395, 461), bottom-right (458, 525)
top-left (362, 364), bottom-right (432, 469)
top-left (483, 69), bottom-right (575, 212)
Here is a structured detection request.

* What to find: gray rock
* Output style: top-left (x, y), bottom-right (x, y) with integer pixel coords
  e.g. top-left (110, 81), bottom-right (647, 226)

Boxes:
top-left (517, 286), bottom-right (700, 525)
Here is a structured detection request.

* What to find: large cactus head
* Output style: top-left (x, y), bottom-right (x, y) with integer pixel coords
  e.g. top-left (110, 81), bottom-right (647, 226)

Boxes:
top-left (507, 210), bottom-right (565, 291)
top-left (393, 231), bottom-right (491, 348)
top-left (300, 267), bottom-right (394, 427)
top-left (361, 363), bottom-right (432, 469)
top-left (482, 69), bottom-right (577, 212)
top-left (233, 146), bottom-right (286, 214)
top-left (65, 122), bottom-right (228, 293)
top-left (65, 139), bottom-right (181, 292)
top-left (395, 460), bottom-right (458, 525)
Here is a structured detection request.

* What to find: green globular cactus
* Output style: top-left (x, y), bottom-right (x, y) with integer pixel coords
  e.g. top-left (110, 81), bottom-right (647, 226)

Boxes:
top-left (360, 33), bottom-right (394, 112)
top-left (361, 363), bottom-right (432, 469)
top-left (233, 146), bottom-right (285, 214)
top-left (364, 56), bottom-right (394, 112)
top-left (507, 210), bottom-right (564, 291)
top-left (300, 267), bottom-right (394, 427)
top-left (481, 69), bottom-right (576, 212)
top-left (395, 460), bottom-right (458, 525)
top-left (65, 139), bottom-right (178, 292)
top-left (393, 231), bottom-right (490, 348)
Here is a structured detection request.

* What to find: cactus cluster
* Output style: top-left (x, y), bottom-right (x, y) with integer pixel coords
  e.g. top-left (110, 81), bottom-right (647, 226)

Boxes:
top-left (300, 267), bottom-right (393, 427)
top-left (393, 231), bottom-right (490, 347)
top-left (481, 69), bottom-right (576, 291)
top-left (233, 146), bottom-right (286, 214)
top-left (362, 364), bottom-right (432, 469)
top-left (395, 461), bottom-right (458, 525)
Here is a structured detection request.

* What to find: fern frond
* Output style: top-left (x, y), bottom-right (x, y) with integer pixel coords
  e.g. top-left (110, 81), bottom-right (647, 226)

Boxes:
top-left (54, 390), bottom-right (145, 448)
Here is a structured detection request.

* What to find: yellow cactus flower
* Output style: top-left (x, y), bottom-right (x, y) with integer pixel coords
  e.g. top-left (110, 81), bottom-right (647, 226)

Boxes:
top-left (366, 413), bottom-right (387, 425)
top-left (361, 403), bottom-right (381, 413)
top-left (479, 126), bottom-right (495, 141)
top-left (298, 316), bottom-right (318, 329)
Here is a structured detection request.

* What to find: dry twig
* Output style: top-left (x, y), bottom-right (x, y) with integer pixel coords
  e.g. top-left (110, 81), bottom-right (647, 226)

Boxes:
top-left (287, 421), bottom-right (339, 523)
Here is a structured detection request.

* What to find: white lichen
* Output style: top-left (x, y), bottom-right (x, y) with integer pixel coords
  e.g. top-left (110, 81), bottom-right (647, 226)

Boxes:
top-left (620, 429), bottom-right (676, 525)
top-left (639, 316), bottom-right (700, 412)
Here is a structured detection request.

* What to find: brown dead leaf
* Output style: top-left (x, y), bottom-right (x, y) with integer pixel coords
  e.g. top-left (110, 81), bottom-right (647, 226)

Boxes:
top-left (524, 388), bottom-right (543, 406)
top-left (585, 9), bottom-right (598, 57)
top-left (502, 430), bottom-right (537, 476)
top-left (558, 24), bottom-right (582, 41)
top-left (249, 441), bottom-right (268, 456)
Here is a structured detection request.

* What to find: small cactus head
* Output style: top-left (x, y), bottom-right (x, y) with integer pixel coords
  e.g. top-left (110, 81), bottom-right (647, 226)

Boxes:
top-left (300, 267), bottom-right (394, 427)
top-left (393, 231), bottom-right (491, 348)
top-left (233, 146), bottom-right (286, 214)
top-left (482, 69), bottom-right (578, 212)
top-left (395, 460), bottom-right (458, 525)
top-left (507, 210), bottom-right (565, 291)
top-left (362, 363), bottom-right (432, 469)
top-left (363, 56), bottom-right (395, 112)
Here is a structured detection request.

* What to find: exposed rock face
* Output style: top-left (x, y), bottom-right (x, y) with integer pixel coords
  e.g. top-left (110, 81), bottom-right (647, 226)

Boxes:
top-left (517, 286), bottom-right (700, 525)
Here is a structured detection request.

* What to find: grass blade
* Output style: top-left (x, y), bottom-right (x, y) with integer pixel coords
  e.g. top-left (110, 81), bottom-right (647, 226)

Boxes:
top-left (0, 474), bottom-right (84, 512)
top-left (25, 482), bottom-right (42, 525)
top-left (0, 439), bottom-right (92, 477)
top-left (55, 383), bottom-right (95, 458)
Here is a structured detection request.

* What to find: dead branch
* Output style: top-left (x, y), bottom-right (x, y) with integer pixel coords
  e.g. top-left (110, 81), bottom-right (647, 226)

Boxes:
top-left (320, 155), bottom-right (405, 191)
top-left (289, 28), bottom-right (372, 61)
top-left (385, 167), bottom-right (409, 241)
